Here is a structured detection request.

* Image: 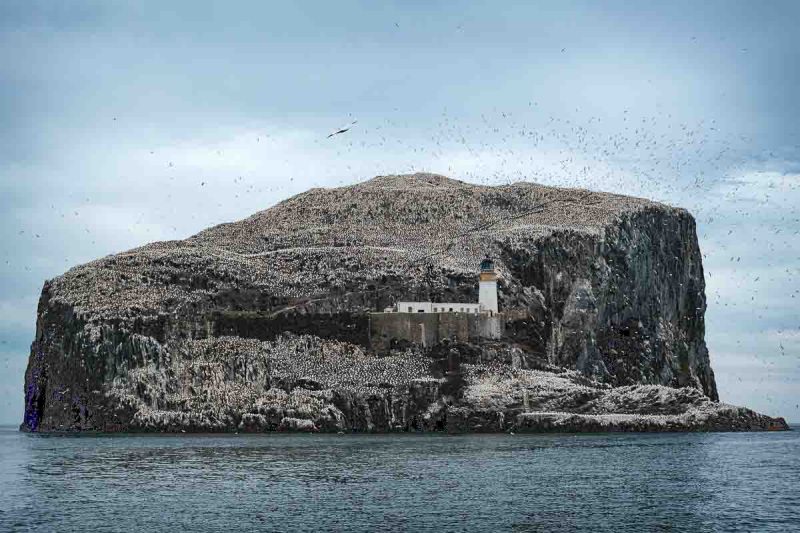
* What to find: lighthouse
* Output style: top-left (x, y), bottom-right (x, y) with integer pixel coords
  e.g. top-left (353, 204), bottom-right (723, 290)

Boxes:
top-left (370, 256), bottom-right (505, 350)
top-left (479, 257), bottom-right (499, 314)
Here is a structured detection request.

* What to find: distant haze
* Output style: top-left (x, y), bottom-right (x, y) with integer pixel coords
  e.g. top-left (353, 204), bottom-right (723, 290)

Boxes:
top-left (0, 0), bottom-right (798, 424)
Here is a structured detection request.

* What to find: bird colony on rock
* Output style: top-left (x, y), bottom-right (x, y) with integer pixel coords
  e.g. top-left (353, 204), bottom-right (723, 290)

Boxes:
top-left (21, 173), bottom-right (788, 432)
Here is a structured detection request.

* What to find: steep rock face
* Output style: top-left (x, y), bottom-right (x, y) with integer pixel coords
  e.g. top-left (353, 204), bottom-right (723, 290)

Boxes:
top-left (21, 173), bottom-right (781, 432)
top-left (500, 205), bottom-right (715, 398)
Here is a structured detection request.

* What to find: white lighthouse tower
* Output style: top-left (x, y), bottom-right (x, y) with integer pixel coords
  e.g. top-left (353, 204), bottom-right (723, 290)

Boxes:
top-left (478, 257), bottom-right (499, 315)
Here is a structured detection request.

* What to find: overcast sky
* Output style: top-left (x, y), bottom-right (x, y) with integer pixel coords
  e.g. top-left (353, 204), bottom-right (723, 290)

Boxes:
top-left (1, 1), bottom-right (798, 424)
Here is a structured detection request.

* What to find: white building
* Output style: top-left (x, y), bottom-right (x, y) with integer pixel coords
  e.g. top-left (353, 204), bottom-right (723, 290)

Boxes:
top-left (384, 257), bottom-right (499, 315)
top-left (394, 301), bottom-right (482, 314)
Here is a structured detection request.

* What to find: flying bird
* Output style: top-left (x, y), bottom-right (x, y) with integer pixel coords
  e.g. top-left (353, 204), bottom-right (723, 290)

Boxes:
top-left (327, 120), bottom-right (357, 138)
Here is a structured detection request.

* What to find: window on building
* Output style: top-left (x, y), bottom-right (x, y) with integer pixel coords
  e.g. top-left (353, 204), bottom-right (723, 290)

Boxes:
top-left (408, 306), bottom-right (412, 312)
top-left (449, 307), bottom-right (453, 312)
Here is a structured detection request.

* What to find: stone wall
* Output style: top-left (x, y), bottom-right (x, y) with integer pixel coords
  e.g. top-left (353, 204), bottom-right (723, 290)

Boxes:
top-left (369, 312), bottom-right (504, 352)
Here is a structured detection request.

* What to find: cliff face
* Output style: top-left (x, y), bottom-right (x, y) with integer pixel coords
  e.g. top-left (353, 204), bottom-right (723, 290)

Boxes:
top-left (500, 205), bottom-right (716, 398)
top-left (21, 173), bottom-right (784, 432)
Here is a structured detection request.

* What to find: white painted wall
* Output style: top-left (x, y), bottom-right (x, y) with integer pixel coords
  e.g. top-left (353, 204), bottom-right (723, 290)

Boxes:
top-left (397, 301), bottom-right (433, 313)
top-left (395, 302), bottom-right (481, 313)
top-left (479, 279), bottom-right (498, 314)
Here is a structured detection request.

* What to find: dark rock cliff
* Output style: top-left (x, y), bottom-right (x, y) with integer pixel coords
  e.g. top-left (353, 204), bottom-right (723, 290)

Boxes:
top-left (21, 173), bottom-right (786, 432)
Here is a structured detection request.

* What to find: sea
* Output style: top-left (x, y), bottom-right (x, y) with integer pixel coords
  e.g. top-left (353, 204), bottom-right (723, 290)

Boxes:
top-left (0, 426), bottom-right (798, 532)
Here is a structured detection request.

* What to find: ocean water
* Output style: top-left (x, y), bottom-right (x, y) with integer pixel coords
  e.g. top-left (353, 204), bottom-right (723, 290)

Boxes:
top-left (0, 427), bottom-right (797, 532)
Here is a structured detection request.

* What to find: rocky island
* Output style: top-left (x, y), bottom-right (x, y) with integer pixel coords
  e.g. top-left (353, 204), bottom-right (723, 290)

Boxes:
top-left (21, 173), bottom-right (788, 433)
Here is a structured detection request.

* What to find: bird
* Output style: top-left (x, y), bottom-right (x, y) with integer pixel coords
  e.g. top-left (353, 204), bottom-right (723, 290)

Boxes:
top-left (327, 121), bottom-right (357, 138)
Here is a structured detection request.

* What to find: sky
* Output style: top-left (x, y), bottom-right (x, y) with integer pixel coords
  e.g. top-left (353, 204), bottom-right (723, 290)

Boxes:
top-left (0, 0), bottom-right (798, 424)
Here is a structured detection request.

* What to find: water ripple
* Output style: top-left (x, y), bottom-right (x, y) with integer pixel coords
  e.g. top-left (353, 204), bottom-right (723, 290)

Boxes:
top-left (0, 429), bottom-right (798, 532)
